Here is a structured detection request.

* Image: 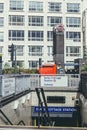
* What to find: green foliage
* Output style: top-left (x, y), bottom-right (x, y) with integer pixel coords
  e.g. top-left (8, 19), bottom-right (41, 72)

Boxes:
top-left (2, 62), bottom-right (37, 74)
top-left (2, 68), bottom-right (37, 74)
top-left (81, 64), bottom-right (87, 72)
top-left (2, 68), bottom-right (14, 74)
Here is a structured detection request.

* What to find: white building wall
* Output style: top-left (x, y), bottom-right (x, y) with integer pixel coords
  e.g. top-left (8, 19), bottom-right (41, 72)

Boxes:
top-left (0, 0), bottom-right (86, 69)
top-left (82, 9), bottom-right (87, 58)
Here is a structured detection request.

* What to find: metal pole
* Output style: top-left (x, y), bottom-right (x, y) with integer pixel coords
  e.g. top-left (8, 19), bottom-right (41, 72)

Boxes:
top-left (38, 89), bottom-right (41, 128)
top-left (14, 46), bottom-right (17, 74)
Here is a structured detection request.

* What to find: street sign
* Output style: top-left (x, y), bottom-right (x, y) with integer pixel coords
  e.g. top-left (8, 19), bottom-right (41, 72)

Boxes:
top-left (64, 63), bottom-right (79, 66)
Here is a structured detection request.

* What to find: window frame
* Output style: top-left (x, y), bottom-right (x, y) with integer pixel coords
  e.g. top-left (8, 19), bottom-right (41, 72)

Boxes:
top-left (67, 3), bottom-right (80, 13)
top-left (9, 15), bottom-right (24, 26)
top-left (9, 30), bottom-right (24, 41)
top-left (9, 0), bottom-right (24, 11)
top-left (28, 30), bottom-right (43, 41)
top-left (28, 46), bottom-right (43, 56)
top-left (29, 1), bottom-right (43, 12)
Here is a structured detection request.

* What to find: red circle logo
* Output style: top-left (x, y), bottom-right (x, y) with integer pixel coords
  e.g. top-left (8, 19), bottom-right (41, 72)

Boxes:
top-left (58, 24), bottom-right (64, 32)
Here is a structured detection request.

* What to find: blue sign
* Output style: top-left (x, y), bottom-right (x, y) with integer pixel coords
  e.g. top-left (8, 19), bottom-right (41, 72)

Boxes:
top-left (34, 106), bottom-right (77, 113)
top-left (64, 63), bottom-right (79, 66)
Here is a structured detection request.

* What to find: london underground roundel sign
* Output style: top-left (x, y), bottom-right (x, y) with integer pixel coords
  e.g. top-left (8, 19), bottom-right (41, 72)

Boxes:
top-left (58, 24), bottom-right (64, 32)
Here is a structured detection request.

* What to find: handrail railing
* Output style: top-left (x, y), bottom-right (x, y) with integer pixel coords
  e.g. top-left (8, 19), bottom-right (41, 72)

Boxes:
top-left (0, 109), bottom-right (25, 125)
top-left (0, 109), bottom-right (13, 125)
top-left (17, 120), bottom-right (25, 125)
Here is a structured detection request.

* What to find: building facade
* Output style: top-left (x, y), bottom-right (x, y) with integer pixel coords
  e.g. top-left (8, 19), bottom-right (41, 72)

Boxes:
top-left (82, 9), bottom-right (87, 58)
top-left (0, 0), bottom-right (85, 69)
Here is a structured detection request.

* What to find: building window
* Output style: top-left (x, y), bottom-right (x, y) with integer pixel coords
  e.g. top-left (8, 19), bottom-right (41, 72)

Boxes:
top-left (0, 3), bottom-right (4, 12)
top-left (17, 61), bottom-right (24, 68)
top-left (48, 2), bottom-right (61, 12)
top-left (47, 46), bottom-right (53, 56)
top-left (9, 0), bottom-right (24, 11)
top-left (29, 60), bottom-right (38, 69)
top-left (66, 17), bottom-right (80, 27)
top-left (0, 17), bottom-right (4, 26)
top-left (9, 15), bottom-right (24, 26)
top-left (66, 46), bottom-right (81, 57)
top-left (47, 16), bottom-right (62, 27)
top-left (47, 96), bottom-right (65, 103)
top-left (0, 46), bottom-right (2, 53)
top-left (9, 30), bottom-right (24, 41)
top-left (28, 46), bottom-right (43, 56)
top-left (0, 32), bottom-right (4, 42)
top-left (16, 45), bottom-right (24, 56)
top-left (66, 32), bottom-right (81, 42)
top-left (29, 1), bottom-right (43, 12)
top-left (67, 3), bottom-right (80, 13)
top-left (28, 16), bottom-right (43, 26)
top-left (47, 31), bottom-right (53, 41)
top-left (28, 31), bottom-right (43, 41)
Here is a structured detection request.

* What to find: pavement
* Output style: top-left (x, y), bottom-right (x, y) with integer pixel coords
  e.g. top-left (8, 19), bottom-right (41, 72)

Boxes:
top-left (0, 126), bottom-right (87, 130)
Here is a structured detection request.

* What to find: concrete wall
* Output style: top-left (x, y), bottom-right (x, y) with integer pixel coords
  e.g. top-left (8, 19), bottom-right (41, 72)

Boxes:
top-left (0, 93), bottom-right (32, 125)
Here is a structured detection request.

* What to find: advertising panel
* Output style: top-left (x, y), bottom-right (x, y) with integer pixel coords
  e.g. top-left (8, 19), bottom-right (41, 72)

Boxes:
top-left (2, 78), bottom-right (15, 97)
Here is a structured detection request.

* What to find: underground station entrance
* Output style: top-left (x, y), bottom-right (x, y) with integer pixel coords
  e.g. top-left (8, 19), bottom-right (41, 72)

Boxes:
top-left (32, 88), bottom-right (81, 127)
top-left (32, 108), bottom-right (81, 127)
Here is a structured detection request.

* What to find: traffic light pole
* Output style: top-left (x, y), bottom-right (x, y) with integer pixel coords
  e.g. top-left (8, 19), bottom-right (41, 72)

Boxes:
top-left (14, 46), bottom-right (17, 74)
top-left (8, 44), bottom-right (17, 73)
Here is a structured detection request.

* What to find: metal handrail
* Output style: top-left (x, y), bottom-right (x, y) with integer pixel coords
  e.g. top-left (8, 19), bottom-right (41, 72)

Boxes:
top-left (0, 109), bottom-right (13, 125)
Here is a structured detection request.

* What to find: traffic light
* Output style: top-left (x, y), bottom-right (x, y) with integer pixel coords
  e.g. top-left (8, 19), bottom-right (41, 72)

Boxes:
top-left (39, 58), bottom-right (42, 67)
top-left (8, 44), bottom-right (14, 61)
top-left (0, 54), bottom-right (2, 63)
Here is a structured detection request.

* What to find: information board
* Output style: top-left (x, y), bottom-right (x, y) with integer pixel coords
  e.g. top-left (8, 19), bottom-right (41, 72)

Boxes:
top-left (41, 75), bottom-right (68, 87)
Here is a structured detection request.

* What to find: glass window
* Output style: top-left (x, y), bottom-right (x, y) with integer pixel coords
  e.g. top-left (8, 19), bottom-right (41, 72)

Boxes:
top-left (9, 30), bottom-right (24, 41)
top-left (0, 46), bottom-right (2, 53)
top-left (66, 17), bottom-right (80, 27)
top-left (0, 17), bottom-right (4, 26)
top-left (67, 3), bottom-right (80, 13)
top-left (9, 15), bottom-right (24, 25)
top-left (28, 16), bottom-right (43, 26)
top-left (48, 2), bottom-right (61, 12)
top-left (47, 16), bottom-right (62, 27)
top-left (17, 61), bottom-right (24, 68)
top-left (47, 31), bottom-right (53, 41)
top-left (47, 96), bottom-right (65, 103)
top-left (0, 3), bottom-right (4, 12)
top-left (47, 46), bottom-right (53, 56)
top-left (28, 46), bottom-right (43, 56)
top-left (66, 46), bottom-right (81, 57)
top-left (0, 32), bottom-right (4, 42)
top-left (10, 0), bottom-right (24, 11)
top-left (29, 1), bottom-right (43, 12)
top-left (16, 45), bottom-right (24, 56)
top-left (29, 60), bottom-right (38, 69)
top-left (28, 31), bottom-right (43, 41)
top-left (66, 31), bottom-right (81, 42)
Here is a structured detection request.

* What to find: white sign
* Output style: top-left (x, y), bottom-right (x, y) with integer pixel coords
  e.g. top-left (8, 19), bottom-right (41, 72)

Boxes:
top-left (2, 78), bottom-right (15, 97)
top-left (41, 75), bottom-right (68, 87)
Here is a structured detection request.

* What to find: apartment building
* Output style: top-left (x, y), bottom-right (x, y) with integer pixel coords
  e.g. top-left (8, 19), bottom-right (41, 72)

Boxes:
top-left (82, 9), bottom-right (87, 58)
top-left (0, 0), bottom-right (85, 69)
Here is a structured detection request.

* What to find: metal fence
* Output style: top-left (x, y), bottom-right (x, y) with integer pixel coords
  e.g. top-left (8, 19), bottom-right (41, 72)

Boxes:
top-left (0, 74), bottom-right (80, 99)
